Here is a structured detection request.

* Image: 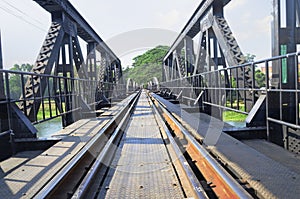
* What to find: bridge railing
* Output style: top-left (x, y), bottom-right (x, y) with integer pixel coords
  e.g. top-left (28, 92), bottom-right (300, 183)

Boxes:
top-left (0, 69), bottom-right (126, 129)
top-left (160, 52), bottom-right (300, 131)
top-left (160, 62), bottom-right (262, 116)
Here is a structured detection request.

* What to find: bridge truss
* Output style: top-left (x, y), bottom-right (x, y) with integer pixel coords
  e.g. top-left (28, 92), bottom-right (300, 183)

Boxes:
top-left (160, 0), bottom-right (300, 154)
top-left (0, 0), bottom-right (128, 159)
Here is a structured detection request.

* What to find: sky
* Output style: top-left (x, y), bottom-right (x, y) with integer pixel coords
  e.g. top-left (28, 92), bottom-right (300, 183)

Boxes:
top-left (0, 0), bottom-right (273, 69)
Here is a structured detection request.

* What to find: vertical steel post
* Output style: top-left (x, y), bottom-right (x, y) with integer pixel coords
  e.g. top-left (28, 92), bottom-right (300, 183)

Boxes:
top-left (0, 31), bottom-right (5, 133)
top-left (0, 31), bottom-right (3, 69)
top-left (0, 31), bottom-right (5, 100)
top-left (284, 0), bottom-right (296, 123)
top-left (184, 37), bottom-right (194, 77)
top-left (87, 42), bottom-right (97, 106)
top-left (87, 42), bottom-right (97, 81)
top-left (270, 0), bottom-right (298, 148)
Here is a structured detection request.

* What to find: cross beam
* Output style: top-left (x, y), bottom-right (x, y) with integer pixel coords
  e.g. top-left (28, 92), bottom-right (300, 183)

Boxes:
top-left (164, 0), bottom-right (231, 61)
top-left (34, 0), bottom-right (120, 64)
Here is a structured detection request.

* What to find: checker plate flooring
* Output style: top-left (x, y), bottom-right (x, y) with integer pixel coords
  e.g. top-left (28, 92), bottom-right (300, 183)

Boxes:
top-left (98, 92), bottom-right (184, 198)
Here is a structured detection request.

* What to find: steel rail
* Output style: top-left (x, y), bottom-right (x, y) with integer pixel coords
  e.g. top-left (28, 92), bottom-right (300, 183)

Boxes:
top-left (74, 90), bottom-right (208, 198)
top-left (72, 91), bottom-right (141, 198)
top-left (151, 93), bottom-right (252, 199)
top-left (33, 91), bottom-right (140, 198)
top-left (149, 93), bottom-right (209, 199)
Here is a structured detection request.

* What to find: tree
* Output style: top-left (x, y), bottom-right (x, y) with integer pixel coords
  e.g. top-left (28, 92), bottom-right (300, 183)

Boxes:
top-left (245, 53), bottom-right (256, 62)
top-left (255, 69), bottom-right (266, 88)
top-left (123, 45), bottom-right (169, 84)
top-left (244, 54), bottom-right (266, 88)
top-left (9, 64), bottom-right (33, 99)
top-left (10, 63), bottom-right (33, 72)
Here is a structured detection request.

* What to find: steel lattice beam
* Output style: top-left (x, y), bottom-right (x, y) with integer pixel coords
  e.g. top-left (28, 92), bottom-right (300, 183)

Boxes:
top-left (162, 0), bottom-right (259, 119)
top-left (34, 0), bottom-right (120, 64)
top-left (17, 0), bottom-right (123, 124)
top-left (164, 0), bottom-right (231, 61)
top-left (19, 22), bottom-right (65, 121)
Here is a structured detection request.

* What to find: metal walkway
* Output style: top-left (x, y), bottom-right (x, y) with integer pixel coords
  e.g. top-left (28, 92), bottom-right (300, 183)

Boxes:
top-left (153, 94), bottom-right (300, 199)
top-left (98, 92), bottom-right (184, 198)
top-left (0, 95), bottom-right (134, 198)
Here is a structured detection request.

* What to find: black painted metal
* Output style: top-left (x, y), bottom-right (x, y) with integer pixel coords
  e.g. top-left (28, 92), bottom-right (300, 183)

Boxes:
top-left (0, 33), bottom-right (37, 148)
top-left (0, 0), bottom-right (299, 158)
top-left (0, 32), bottom-right (5, 100)
top-left (34, 0), bottom-right (119, 63)
top-left (160, 0), bottom-right (300, 154)
top-left (269, 0), bottom-right (300, 153)
top-left (0, 32), bottom-right (5, 101)
top-left (16, 0), bottom-right (125, 126)
top-left (0, 0), bottom-right (127, 160)
top-left (19, 22), bottom-right (65, 122)
top-left (162, 0), bottom-right (256, 120)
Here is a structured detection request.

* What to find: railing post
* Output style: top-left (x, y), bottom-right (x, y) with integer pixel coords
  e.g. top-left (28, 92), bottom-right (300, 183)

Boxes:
top-left (0, 31), bottom-right (5, 100)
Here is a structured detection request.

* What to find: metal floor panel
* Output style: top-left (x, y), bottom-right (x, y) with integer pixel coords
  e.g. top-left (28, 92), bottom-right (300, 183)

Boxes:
top-left (242, 139), bottom-right (300, 174)
top-left (0, 118), bottom-right (109, 199)
top-left (98, 92), bottom-right (184, 199)
top-left (154, 94), bottom-right (300, 199)
top-left (0, 95), bottom-right (134, 199)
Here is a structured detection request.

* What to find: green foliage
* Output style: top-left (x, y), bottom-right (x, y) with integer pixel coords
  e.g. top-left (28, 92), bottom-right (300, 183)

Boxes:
top-left (9, 64), bottom-right (33, 99)
top-left (11, 63), bottom-right (33, 72)
top-left (255, 69), bottom-right (266, 88)
top-left (244, 53), bottom-right (266, 87)
top-left (123, 45), bottom-right (169, 84)
top-left (245, 53), bottom-right (256, 62)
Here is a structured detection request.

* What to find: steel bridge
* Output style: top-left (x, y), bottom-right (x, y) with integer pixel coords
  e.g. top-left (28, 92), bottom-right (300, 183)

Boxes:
top-left (0, 0), bottom-right (299, 198)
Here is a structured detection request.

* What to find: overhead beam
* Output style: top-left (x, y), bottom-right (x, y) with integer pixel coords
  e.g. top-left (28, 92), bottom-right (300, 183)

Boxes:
top-left (164, 0), bottom-right (231, 61)
top-left (34, 0), bottom-right (120, 64)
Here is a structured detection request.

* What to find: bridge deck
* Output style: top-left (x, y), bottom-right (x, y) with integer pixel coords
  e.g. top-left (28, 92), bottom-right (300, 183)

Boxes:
top-left (0, 95), bottom-right (134, 198)
top-left (97, 92), bottom-right (184, 198)
top-left (1, 92), bottom-right (299, 198)
top-left (154, 94), bottom-right (300, 199)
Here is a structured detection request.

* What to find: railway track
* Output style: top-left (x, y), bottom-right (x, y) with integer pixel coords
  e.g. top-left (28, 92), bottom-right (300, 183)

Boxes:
top-left (33, 90), bottom-right (254, 198)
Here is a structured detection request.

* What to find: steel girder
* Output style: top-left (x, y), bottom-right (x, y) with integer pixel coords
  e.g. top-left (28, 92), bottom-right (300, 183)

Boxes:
top-left (272, 0), bottom-right (300, 89)
top-left (272, 0), bottom-right (299, 124)
top-left (163, 0), bottom-right (256, 113)
top-left (34, 0), bottom-right (120, 63)
top-left (164, 0), bottom-right (231, 60)
top-left (19, 22), bottom-right (65, 121)
top-left (17, 0), bottom-right (123, 125)
top-left (0, 34), bottom-right (38, 138)
top-left (0, 32), bottom-right (5, 99)
top-left (269, 0), bottom-right (300, 149)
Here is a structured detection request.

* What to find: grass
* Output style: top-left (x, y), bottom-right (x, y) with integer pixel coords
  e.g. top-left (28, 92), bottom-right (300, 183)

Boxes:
top-left (35, 99), bottom-right (247, 122)
top-left (223, 111), bottom-right (247, 122)
top-left (37, 101), bottom-right (62, 121)
top-left (223, 100), bottom-right (247, 122)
